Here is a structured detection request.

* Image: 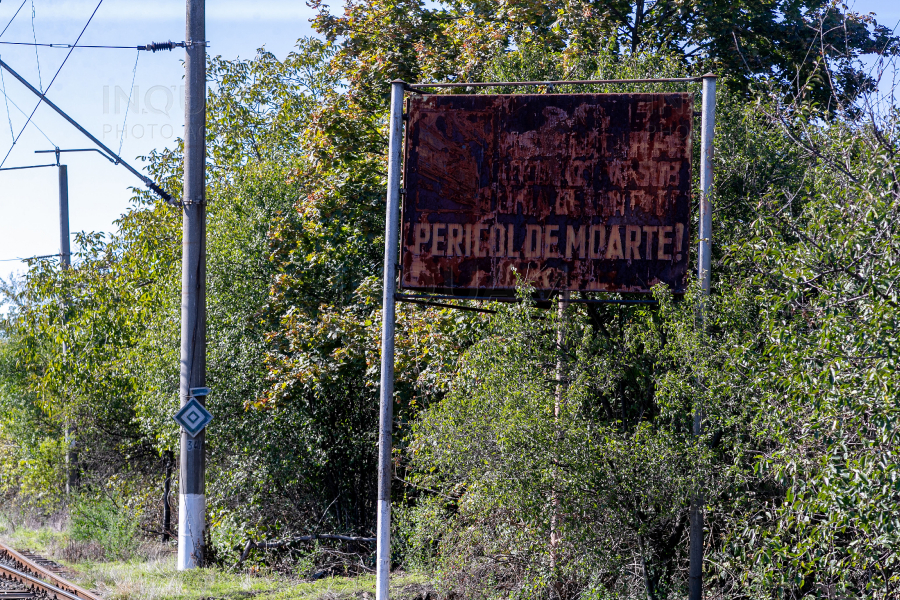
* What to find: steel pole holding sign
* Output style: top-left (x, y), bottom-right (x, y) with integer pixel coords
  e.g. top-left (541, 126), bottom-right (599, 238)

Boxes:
top-left (376, 80), bottom-right (406, 600)
top-left (690, 72), bottom-right (716, 600)
top-left (697, 74), bottom-right (716, 296)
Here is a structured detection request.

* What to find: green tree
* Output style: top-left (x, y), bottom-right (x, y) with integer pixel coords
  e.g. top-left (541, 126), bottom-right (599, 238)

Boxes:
top-left (404, 278), bottom-right (759, 599)
top-left (313, 0), bottom-right (899, 106)
top-left (709, 95), bottom-right (900, 598)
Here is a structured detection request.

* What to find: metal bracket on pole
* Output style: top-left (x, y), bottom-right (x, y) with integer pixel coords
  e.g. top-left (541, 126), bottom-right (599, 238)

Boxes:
top-left (376, 80), bottom-right (405, 600)
top-left (689, 72), bottom-right (716, 600)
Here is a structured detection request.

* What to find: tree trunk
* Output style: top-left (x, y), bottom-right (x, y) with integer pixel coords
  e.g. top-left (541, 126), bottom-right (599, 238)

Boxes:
top-left (631, 0), bottom-right (645, 53)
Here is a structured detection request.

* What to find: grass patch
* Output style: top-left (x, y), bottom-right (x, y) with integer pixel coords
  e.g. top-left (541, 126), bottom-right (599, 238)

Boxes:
top-left (71, 556), bottom-right (431, 600)
top-left (0, 524), bottom-right (67, 554)
top-left (73, 556), bottom-right (276, 600)
top-left (2, 526), bottom-right (434, 600)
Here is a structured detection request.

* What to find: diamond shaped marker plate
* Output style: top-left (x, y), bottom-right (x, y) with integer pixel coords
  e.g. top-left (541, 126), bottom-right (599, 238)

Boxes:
top-left (173, 397), bottom-right (213, 437)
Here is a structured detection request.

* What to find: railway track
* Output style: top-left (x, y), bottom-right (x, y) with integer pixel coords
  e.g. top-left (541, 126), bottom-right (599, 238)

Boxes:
top-left (0, 541), bottom-right (101, 600)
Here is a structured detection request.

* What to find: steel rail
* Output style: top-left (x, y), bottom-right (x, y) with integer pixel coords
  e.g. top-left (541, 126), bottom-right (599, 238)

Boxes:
top-left (0, 541), bottom-right (101, 600)
top-left (0, 563), bottom-right (81, 600)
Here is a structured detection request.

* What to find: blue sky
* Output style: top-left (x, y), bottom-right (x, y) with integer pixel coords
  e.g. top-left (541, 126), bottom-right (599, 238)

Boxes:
top-left (0, 0), bottom-right (898, 275)
top-left (0, 0), bottom-right (317, 273)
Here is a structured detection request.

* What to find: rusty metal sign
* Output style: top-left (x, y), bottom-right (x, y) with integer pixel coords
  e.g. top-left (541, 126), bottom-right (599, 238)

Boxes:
top-left (400, 93), bottom-right (693, 293)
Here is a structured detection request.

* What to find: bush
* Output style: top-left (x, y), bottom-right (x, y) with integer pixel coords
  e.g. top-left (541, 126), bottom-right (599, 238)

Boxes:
top-left (69, 494), bottom-right (140, 560)
top-left (403, 283), bottom-right (737, 599)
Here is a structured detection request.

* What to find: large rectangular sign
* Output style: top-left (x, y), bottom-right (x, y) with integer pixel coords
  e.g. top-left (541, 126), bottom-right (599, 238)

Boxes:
top-left (400, 93), bottom-right (693, 293)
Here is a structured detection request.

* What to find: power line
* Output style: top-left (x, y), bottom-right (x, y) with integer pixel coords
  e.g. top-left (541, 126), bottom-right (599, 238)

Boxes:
top-left (0, 0), bottom-right (174, 204)
top-left (118, 50), bottom-right (139, 156)
top-left (0, 0), bottom-right (29, 143)
top-left (0, 253), bottom-right (59, 262)
top-left (0, 0), bottom-right (103, 169)
top-left (0, 58), bottom-right (175, 204)
top-left (0, 55), bottom-right (14, 142)
top-left (30, 0), bottom-right (42, 91)
top-left (0, 80), bottom-right (56, 145)
top-left (0, 1), bottom-right (28, 40)
top-left (0, 40), bottom-right (205, 51)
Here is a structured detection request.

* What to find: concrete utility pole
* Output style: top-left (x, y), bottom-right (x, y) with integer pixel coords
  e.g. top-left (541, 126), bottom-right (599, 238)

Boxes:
top-left (58, 164), bottom-right (70, 270)
top-left (58, 159), bottom-right (77, 494)
top-left (177, 0), bottom-right (207, 570)
top-left (690, 72), bottom-right (717, 600)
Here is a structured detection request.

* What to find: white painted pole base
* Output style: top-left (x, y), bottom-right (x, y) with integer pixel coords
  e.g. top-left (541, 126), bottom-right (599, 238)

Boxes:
top-left (376, 498), bottom-right (391, 599)
top-left (177, 493), bottom-right (205, 570)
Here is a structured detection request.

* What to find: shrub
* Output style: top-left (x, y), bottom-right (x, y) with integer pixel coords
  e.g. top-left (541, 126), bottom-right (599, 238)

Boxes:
top-left (69, 494), bottom-right (140, 560)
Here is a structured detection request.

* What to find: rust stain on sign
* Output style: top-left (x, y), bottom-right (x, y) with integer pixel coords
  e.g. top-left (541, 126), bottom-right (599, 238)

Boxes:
top-left (400, 93), bottom-right (693, 293)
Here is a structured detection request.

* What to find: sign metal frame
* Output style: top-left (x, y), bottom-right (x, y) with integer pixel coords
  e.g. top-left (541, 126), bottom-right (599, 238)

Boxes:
top-left (399, 93), bottom-right (694, 295)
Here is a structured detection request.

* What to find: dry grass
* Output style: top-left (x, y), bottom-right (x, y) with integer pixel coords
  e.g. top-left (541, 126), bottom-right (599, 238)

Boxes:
top-left (57, 539), bottom-right (107, 562)
top-left (71, 557), bottom-right (433, 600)
top-left (1, 521), bottom-right (434, 600)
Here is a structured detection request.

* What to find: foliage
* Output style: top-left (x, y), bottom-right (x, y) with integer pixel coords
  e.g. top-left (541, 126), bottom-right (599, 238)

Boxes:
top-left (0, 310), bottom-right (67, 511)
top-left (1, 35), bottom-right (488, 565)
top-left (69, 493), bottom-right (141, 560)
top-left (313, 0), bottom-right (899, 106)
top-left (705, 96), bottom-right (900, 598)
top-left (403, 279), bottom-right (756, 599)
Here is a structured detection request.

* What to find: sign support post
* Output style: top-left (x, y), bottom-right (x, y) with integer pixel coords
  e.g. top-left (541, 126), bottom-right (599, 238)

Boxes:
top-left (376, 79), bottom-right (406, 600)
top-left (697, 73), bottom-right (716, 297)
top-left (690, 72), bottom-right (717, 600)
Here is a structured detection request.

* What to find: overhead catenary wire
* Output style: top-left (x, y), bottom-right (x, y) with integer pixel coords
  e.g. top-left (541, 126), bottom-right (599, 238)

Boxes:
top-left (0, 0), bottom-right (28, 144)
top-left (0, 0), bottom-right (104, 170)
top-left (0, 253), bottom-right (59, 262)
top-left (0, 79), bottom-right (56, 145)
top-left (0, 0), bottom-right (29, 143)
top-left (0, 1), bottom-right (29, 40)
top-left (30, 0), bottom-right (42, 91)
top-left (0, 55), bottom-right (14, 142)
top-left (0, 39), bottom-right (205, 50)
top-left (118, 50), bottom-right (139, 156)
top-left (0, 57), bottom-right (175, 204)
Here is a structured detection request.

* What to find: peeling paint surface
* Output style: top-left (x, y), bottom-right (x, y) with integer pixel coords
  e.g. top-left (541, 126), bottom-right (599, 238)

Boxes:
top-left (400, 93), bottom-right (693, 293)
